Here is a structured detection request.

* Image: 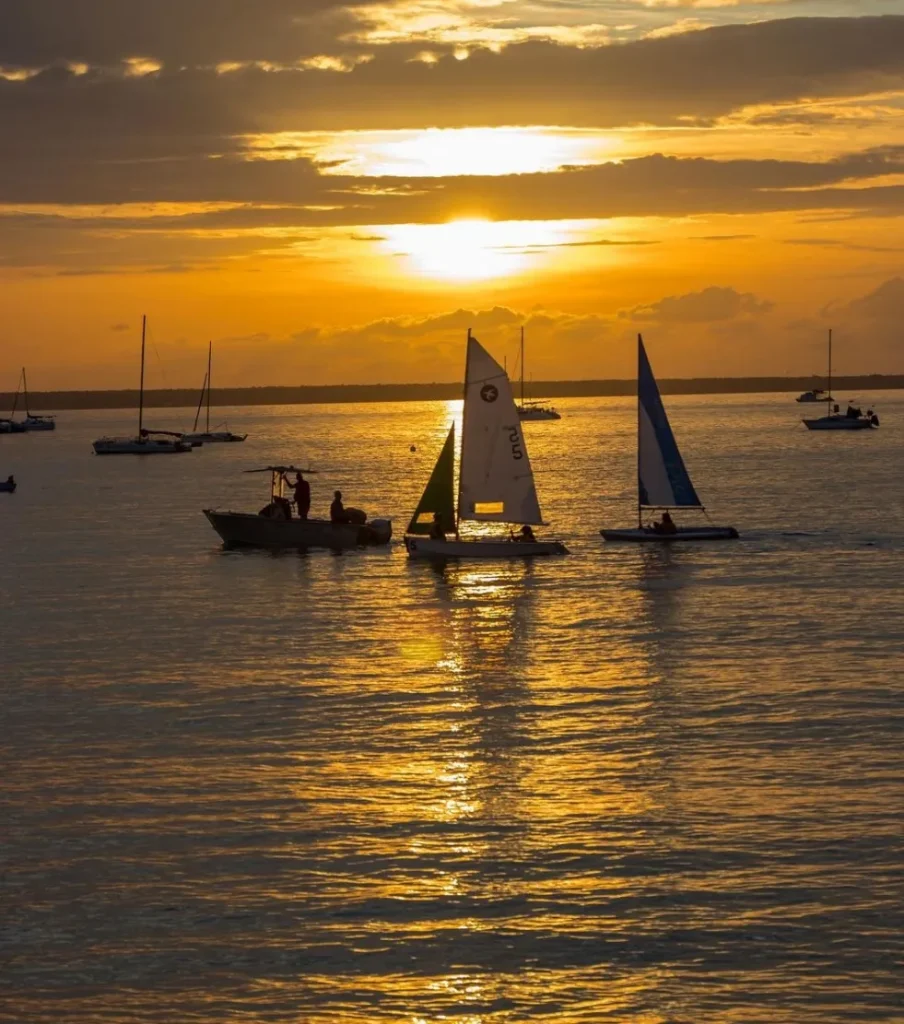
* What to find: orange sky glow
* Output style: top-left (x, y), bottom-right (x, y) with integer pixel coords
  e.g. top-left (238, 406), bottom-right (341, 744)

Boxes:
top-left (1, 1), bottom-right (904, 389)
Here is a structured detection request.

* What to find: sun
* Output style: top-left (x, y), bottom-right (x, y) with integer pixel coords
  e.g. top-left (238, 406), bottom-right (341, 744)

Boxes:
top-left (383, 218), bottom-right (569, 281)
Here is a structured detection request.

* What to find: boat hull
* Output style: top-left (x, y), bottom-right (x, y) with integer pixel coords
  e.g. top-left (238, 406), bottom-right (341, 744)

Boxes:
top-left (803, 416), bottom-right (876, 430)
top-left (518, 407), bottom-right (561, 421)
top-left (205, 510), bottom-right (392, 550)
top-left (23, 418), bottom-right (56, 431)
top-left (0, 481), bottom-right (16, 493)
top-left (182, 431), bottom-right (246, 444)
top-left (601, 526), bottom-right (739, 542)
top-left (93, 437), bottom-right (192, 454)
top-left (405, 536), bottom-right (568, 559)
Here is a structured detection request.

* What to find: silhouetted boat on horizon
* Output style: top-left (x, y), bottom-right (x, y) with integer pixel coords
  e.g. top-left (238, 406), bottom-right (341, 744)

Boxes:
top-left (802, 330), bottom-right (878, 431)
top-left (182, 341), bottom-right (247, 445)
top-left (93, 317), bottom-right (192, 454)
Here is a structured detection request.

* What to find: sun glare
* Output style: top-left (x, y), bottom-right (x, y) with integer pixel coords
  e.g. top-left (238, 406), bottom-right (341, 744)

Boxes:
top-left (383, 218), bottom-right (569, 281)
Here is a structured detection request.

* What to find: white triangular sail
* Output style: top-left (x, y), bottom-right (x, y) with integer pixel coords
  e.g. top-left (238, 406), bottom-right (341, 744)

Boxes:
top-left (458, 333), bottom-right (543, 525)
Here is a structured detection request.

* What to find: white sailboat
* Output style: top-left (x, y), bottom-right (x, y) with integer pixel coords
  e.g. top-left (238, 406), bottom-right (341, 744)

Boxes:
top-left (405, 331), bottom-right (567, 559)
top-left (93, 316), bottom-right (192, 454)
top-left (802, 330), bottom-right (878, 430)
top-left (516, 327), bottom-right (561, 421)
top-left (181, 342), bottom-right (247, 444)
top-left (601, 335), bottom-right (738, 542)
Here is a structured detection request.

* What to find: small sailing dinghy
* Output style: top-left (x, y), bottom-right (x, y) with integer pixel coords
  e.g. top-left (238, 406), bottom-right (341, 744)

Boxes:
top-left (405, 331), bottom-right (567, 560)
top-left (182, 342), bottom-right (247, 445)
top-left (0, 475), bottom-right (16, 493)
top-left (802, 330), bottom-right (878, 431)
top-left (601, 335), bottom-right (738, 543)
top-left (93, 316), bottom-right (192, 454)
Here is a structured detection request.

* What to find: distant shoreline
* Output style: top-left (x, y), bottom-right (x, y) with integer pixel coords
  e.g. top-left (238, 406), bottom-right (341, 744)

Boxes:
top-left (3, 376), bottom-right (901, 412)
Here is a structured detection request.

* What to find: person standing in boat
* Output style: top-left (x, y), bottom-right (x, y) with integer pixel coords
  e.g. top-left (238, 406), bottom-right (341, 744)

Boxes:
top-left (330, 490), bottom-right (348, 524)
top-left (289, 471), bottom-right (310, 520)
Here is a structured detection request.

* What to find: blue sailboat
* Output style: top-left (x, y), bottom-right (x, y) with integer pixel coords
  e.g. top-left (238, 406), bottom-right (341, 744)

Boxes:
top-left (601, 335), bottom-right (738, 542)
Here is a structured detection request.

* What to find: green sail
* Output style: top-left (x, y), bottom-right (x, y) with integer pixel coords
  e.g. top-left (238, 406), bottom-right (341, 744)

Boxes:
top-left (407, 423), bottom-right (456, 534)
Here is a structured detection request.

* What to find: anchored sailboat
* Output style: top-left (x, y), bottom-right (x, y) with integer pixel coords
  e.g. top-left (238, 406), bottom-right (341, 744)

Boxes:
top-left (405, 331), bottom-right (567, 559)
top-left (601, 335), bottom-right (738, 543)
top-left (802, 330), bottom-right (878, 431)
top-left (516, 327), bottom-right (561, 421)
top-left (182, 342), bottom-right (247, 444)
top-left (93, 316), bottom-right (192, 454)
top-left (17, 368), bottom-right (56, 430)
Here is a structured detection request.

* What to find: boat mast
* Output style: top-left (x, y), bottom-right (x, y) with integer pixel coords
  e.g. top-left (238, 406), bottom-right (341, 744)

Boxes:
top-left (520, 326), bottom-right (525, 409)
top-left (827, 328), bottom-right (832, 414)
top-left (193, 372), bottom-right (207, 432)
top-left (22, 367), bottom-right (29, 417)
top-left (637, 334), bottom-right (643, 529)
top-left (455, 329), bottom-right (472, 538)
top-left (206, 340), bottom-right (212, 433)
top-left (138, 315), bottom-right (146, 435)
top-left (10, 368), bottom-right (21, 418)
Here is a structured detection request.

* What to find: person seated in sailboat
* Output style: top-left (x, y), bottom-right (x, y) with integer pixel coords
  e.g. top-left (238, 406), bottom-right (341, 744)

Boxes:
top-left (512, 524), bottom-right (536, 543)
top-left (429, 511), bottom-right (446, 541)
top-left (652, 511), bottom-right (677, 535)
top-left (846, 403), bottom-right (861, 419)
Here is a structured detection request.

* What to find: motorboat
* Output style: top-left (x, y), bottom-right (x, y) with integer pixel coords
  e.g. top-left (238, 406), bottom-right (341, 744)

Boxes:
top-left (181, 341), bottom-right (247, 445)
top-left (600, 335), bottom-right (739, 543)
top-left (92, 316), bottom-right (193, 454)
top-left (204, 466), bottom-right (391, 551)
top-left (515, 327), bottom-right (561, 421)
top-left (802, 331), bottom-right (878, 431)
top-left (405, 331), bottom-right (568, 560)
top-left (796, 388), bottom-right (831, 404)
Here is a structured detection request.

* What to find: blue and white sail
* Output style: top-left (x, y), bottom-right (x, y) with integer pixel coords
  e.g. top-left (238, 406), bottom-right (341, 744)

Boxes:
top-left (637, 335), bottom-right (701, 509)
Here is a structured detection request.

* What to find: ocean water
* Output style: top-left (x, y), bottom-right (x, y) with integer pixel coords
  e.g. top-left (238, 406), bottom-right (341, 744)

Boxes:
top-left (1, 394), bottom-right (902, 1023)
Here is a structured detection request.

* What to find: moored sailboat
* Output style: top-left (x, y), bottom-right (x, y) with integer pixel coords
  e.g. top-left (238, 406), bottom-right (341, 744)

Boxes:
top-left (515, 327), bottom-right (561, 421)
top-left (18, 368), bottom-right (56, 430)
top-left (802, 330), bottom-right (878, 431)
top-left (601, 335), bottom-right (738, 543)
top-left (93, 317), bottom-right (192, 454)
top-left (405, 331), bottom-right (567, 559)
top-left (181, 342), bottom-right (247, 444)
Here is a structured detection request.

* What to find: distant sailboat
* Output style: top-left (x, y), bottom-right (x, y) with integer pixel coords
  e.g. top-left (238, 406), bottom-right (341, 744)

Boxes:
top-left (3, 371), bottom-right (28, 432)
top-left (406, 330), bottom-right (567, 559)
top-left (93, 316), bottom-right (192, 454)
top-left (802, 330), bottom-right (878, 431)
top-left (601, 334), bottom-right (738, 542)
top-left (182, 342), bottom-right (247, 444)
top-left (17, 368), bottom-right (56, 430)
top-left (516, 327), bottom-right (561, 421)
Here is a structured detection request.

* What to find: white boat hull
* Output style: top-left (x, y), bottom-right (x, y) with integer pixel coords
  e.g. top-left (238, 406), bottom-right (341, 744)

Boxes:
top-left (93, 437), bottom-right (192, 454)
top-left (205, 510), bottom-right (392, 550)
top-left (601, 526), bottom-right (739, 542)
top-left (405, 536), bottom-right (567, 559)
top-left (803, 416), bottom-right (876, 430)
top-left (23, 417), bottom-right (55, 431)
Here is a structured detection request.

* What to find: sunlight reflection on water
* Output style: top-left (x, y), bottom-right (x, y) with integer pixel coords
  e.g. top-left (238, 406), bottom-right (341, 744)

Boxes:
top-left (1, 394), bottom-right (902, 1022)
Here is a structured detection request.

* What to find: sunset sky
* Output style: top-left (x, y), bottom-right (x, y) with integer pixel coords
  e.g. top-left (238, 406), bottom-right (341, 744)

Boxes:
top-left (2, 0), bottom-right (904, 389)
